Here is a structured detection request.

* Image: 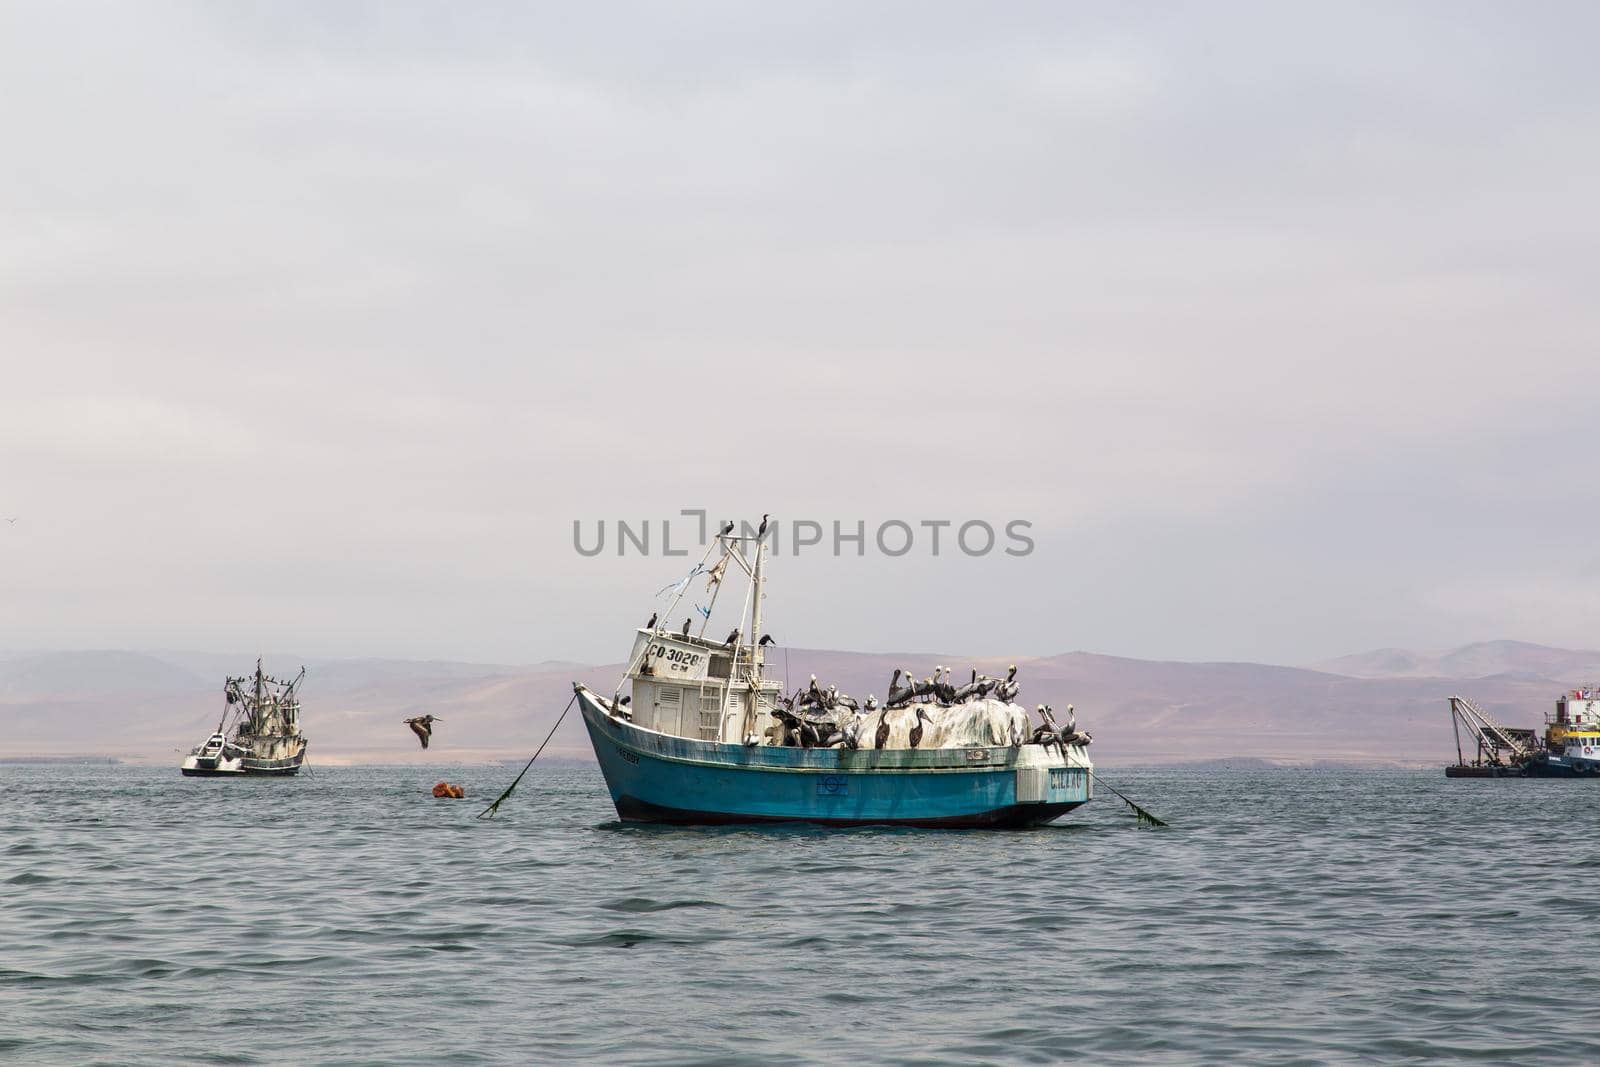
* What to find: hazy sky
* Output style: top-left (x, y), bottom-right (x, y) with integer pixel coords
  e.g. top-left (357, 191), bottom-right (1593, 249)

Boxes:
top-left (3, 2), bottom-right (1598, 666)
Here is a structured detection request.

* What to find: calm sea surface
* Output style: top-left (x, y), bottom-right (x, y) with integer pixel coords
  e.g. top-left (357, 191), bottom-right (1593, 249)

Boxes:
top-left (3, 762), bottom-right (1597, 1065)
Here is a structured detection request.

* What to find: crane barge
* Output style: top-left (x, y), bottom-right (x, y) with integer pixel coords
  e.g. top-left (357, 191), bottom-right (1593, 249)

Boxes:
top-left (1446, 689), bottom-right (1600, 778)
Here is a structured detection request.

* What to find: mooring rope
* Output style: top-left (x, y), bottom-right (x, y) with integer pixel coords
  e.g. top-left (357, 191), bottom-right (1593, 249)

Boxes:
top-left (1086, 769), bottom-right (1168, 828)
top-left (476, 693), bottom-right (578, 819)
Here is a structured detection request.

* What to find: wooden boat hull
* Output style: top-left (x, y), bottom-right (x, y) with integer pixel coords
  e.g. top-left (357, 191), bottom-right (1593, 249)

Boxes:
top-left (578, 686), bottom-right (1090, 829)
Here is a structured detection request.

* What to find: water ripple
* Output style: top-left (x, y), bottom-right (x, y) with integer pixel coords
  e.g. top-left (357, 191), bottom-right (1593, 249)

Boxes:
top-left (4, 763), bottom-right (1600, 1064)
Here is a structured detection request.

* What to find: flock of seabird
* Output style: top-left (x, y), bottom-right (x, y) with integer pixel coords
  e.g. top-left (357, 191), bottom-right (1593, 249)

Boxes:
top-left (764, 665), bottom-right (1091, 753)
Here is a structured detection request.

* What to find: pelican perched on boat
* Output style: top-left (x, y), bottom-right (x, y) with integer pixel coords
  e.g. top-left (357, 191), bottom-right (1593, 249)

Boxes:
top-left (404, 714), bottom-right (442, 749)
top-left (841, 714), bottom-right (862, 749)
top-left (908, 707), bottom-right (930, 749)
top-left (1037, 704), bottom-right (1066, 746)
top-left (995, 665), bottom-right (1020, 703)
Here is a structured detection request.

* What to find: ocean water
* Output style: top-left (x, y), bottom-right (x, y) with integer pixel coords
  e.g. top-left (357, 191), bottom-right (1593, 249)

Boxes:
top-left (2, 762), bottom-right (1598, 1066)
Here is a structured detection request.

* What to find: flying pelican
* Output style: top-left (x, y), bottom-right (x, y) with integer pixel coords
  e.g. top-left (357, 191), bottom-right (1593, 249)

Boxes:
top-left (4, 517), bottom-right (16, 525)
top-left (908, 707), bottom-right (930, 749)
top-left (404, 715), bottom-right (441, 749)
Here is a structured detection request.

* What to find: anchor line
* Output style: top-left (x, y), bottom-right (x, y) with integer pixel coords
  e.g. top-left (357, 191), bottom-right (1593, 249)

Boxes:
top-left (476, 694), bottom-right (579, 819)
top-left (1086, 769), bottom-right (1168, 828)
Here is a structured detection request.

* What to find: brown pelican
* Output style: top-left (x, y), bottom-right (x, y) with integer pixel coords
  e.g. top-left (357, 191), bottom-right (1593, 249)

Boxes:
top-left (404, 715), bottom-right (441, 749)
top-left (995, 665), bottom-right (1021, 703)
top-left (1037, 704), bottom-right (1065, 746)
top-left (874, 712), bottom-right (891, 750)
top-left (908, 707), bottom-right (930, 749)
top-left (888, 667), bottom-right (916, 706)
top-left (841, 714), bottom-right (863, 749)
top-left (952, 668), bottom-right (983, 703)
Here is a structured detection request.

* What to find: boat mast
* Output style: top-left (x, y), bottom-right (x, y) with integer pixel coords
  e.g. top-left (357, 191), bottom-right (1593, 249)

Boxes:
top-left (748, 537), bottom-right (764, 686)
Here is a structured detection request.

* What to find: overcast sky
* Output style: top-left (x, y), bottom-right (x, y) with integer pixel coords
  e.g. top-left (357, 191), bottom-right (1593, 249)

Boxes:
top-left (3, 2), bottom-right (1598, 666)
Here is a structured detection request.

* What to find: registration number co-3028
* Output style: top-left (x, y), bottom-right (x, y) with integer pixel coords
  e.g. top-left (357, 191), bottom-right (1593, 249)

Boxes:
top-left (648, 645), bottom-right (704, 673)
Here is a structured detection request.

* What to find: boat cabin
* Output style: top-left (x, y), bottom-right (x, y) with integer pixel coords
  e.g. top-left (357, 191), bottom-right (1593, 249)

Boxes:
top-left (1546, 689), bottom-right (1600, 756)
top-left (624, 629), bottom-right (782, 743)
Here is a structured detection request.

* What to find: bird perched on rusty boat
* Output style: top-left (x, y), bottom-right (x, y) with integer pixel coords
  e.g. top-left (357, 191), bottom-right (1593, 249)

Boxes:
top-left (404, 714), bottom-right (442, 749)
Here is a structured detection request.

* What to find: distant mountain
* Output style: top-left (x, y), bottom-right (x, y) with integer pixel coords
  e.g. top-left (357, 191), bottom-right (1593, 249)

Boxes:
top-left (0, 650), bottom-right (210, 700)
top-left (0, 642), bottom-right (1585, 766)
top-left (1312, 640), bottom-right (1600, 682)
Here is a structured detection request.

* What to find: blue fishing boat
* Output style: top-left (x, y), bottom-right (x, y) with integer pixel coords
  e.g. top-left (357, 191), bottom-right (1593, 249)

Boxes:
top-left (577, 522), bottom-right (1094, 827)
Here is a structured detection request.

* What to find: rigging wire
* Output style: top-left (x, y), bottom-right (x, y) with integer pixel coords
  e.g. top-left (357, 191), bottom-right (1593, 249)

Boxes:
top-left (476, 694), bottom-right (579, 819)
top-left (1085, 769), bottom-right (1168, 828)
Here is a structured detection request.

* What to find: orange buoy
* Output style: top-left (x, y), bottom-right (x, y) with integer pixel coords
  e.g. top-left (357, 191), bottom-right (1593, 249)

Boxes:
top-left (432, 781), bottom-right (466, 799)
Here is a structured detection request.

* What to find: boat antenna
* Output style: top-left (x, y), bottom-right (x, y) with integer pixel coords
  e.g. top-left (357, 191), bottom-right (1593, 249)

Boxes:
top-left (616, 537), bottom-right (721, 702)
top-left (477, 693), bottom-right (579, 819)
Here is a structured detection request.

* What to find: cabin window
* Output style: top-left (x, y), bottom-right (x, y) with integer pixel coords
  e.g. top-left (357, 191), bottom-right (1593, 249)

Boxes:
top-left (708, 655), bottom-right (732, 680)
